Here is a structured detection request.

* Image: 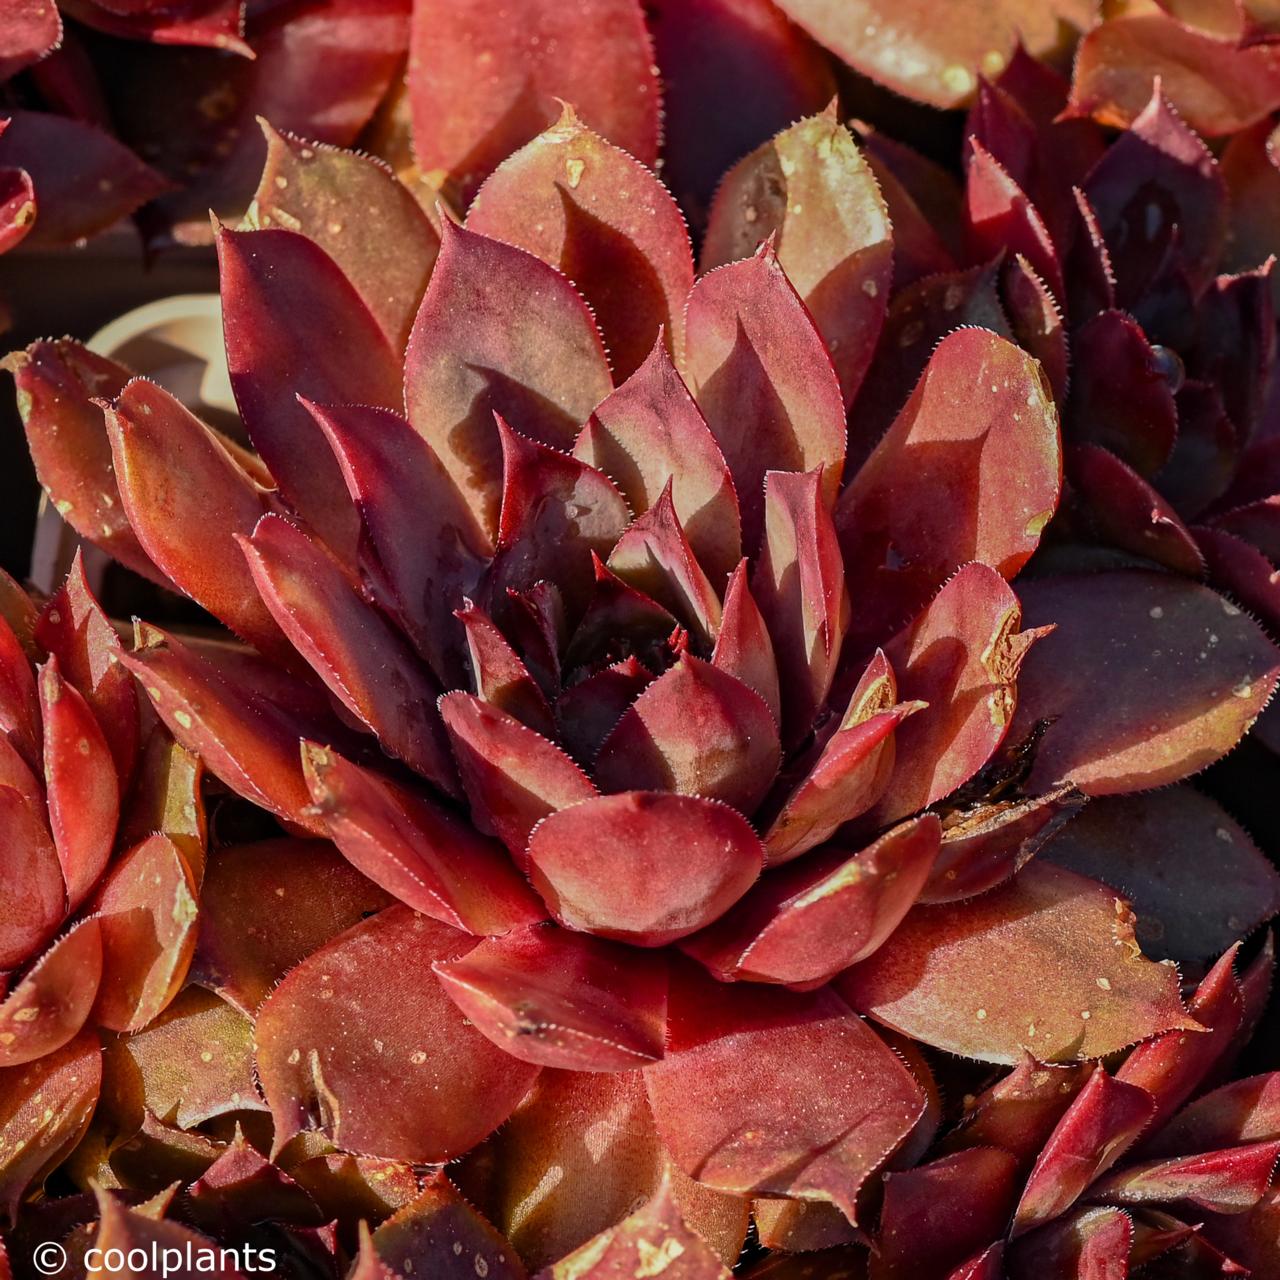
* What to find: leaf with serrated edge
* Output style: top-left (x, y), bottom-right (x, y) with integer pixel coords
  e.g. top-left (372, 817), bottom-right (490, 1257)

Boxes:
top-left (1011, 572), bottom-right (1280, 796)
top-left (646, 972), bottom-right (924, 1219)
top-left (840, 861), bottom-right (1199, 1065)
top-left (256, 906), bottom-right (539, 1162)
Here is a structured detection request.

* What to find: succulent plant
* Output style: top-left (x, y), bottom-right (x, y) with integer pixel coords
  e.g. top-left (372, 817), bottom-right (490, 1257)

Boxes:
top-left (6, 0), bottom-right (1280, 1274)
top-left (0, 556), bottom-right (211, 1219)
top-left (5, 73), bottom-right (1280, 1278)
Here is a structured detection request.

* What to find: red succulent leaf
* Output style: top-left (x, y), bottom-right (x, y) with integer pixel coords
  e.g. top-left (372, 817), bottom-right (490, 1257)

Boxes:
top-left (840, 862), bottom-right (1199, 1065)
top-left (1083, 85), bottom-right (1227, 301)
top-left (1117, 947), bottom-right (1246, 1132)
top-left (1151, 0), bottom-right (1271, 41)
top-left (501, 580), bottom-right (564, 685)
top-left (186, 1130), bottom-right (324, 1232)
top-left (683, 242), bottom-right (845, 549)
top-left (101, 985), bottom-right (266, 1131)
top-left (1011, 1066), bottom-right (1157, 1238)
top-left (39, 659), bottom-right (118, 913)
top-left (860, 130), bottom-right (965, 283)
top-left (0, 567), bottom-right (37, 660)
top-left (533, 1173), bottom-right (730, 1280)
top-left (646, 972), bottom-right (925, 1218)
top-left (575, 337), bottom-right (741, 588)
top-left (0, 0), bottom-right (61, 79)
top-left (764, 664), bottom-right (920, 863)
top-left (564, 556), bottom-right (680, 672)
top-left (1235, 932), bottom-right (1274, 1057)
top-left (1043, 788), bottom-right (1280, 965)
top-left (965, 138), bottom-right (1064, 304)
top-left (1011, 572), bottom-right (1280, 796)
top-left (882, 1026), bottom-right (944, 1173)
top-left (250, 121), bottom-right (440, 355)
top-left (1067, 443), bottom-right (1207, 577)
top-left (594, 655), bottom-right (781, 813)
top-left (1211, 494), bottom-right (1280, 562)
top-left (405, 221), bottom-right (613, 538)
top-left (355, 1173), bottom-right (527, 1280)
top-left (947, 1245), bottom-right (1005, 1280)
top-left (116, 729), bottom-right (203, 883)
top-left (753, 468), bottom-right (848, 747)
top-left (468, 106), bottom-right (694, 382)
top-left (308, 399), bottom-right (489, 686)
top-left (683, 815), bottom-right (941, 987)
top-left (1200, 1186), bottom-right (1280, 1275)
top-left (837, 329), bottom-right (1061, 653)
top-left (1006, 1205), bottom-right (1133, 1280)
top-left (303, 742), bottom-right (543, 936)
top-left (489, 417), bottom-right (631, 617)
top-left (105, 378), bottom-right (292, 662)
top-left (256, 907), bottom-right (540, 1162)
top-left (528, 792), bottom-right (763, 947)
top-left (606, 485), bottom-right (723, 644)
top-left (553, 659), bottom-right (653, 766)
top-left (120, 624), bottom-right (324, 834)
top-left (0, 919), bottom-right (101, 1069)
top-left (848, 264), bottom-right (1012, 467)
top-left (0, 110), bottom-right (168, 245)
top-left (0, 164), bottom-right (35, 255)
top-left (0, 785), bottom-right (64, 972)
top-left (1147, 1073), bottom-right (1280, 1158)
top-left (771, 0), bottom-right (1088, 109)
top-left (462, 1068), bottom-right (748, 1271)
top-left (1125, 1211), bottom-right (1199, 1269)
top-left (36, 553), bottom-right (138, 786)
top-left (647, 0), bottom-right (835, 226)
top-left (753, 1199), bottom-right (863, 1254)
top-left (1066, 310), bottom-right (1178, 478)
top-left (194, 839), bottom-right (392, 1016)
top-left (136, 0), bottom-right (410, 247)
top-left (1001, 255), bottom-right (1068, 407)
top-left (968, 78), bottom-right (1038, 189)
top-left (1190, 264), bottom-right (1276, 439)
top-left (1065, 188), bottom-right (1118, 321)
top-left (923, 785), bottom-right (1086, 905)
top-left (457, 602), bottom-right (556, 736)
top-left (61, 0), bottom-right (249, 54)
top-left (5, 339), bottom-right (162, 586)
top-left (941, 1057), bottom-right (1092, 1167)
top-left (702, 108), bottom-right (893, 408)
top-left (439, 692), bottom-right (598, 860)
top-left (0, 735), bottom-right (39, 819)
top-left (0, 615), bottom-right (39, 773)
top-left (90, 1189), bottom-right (246, 1277)
top-left (407, 0), bottom-right (659, 207)
top-left (217, 224), bottom-right (401, 557)
top-left (0, 1034), bottom-right (100, 1229)
top-left (282, 1146), bottom-right (419, 1231)
top-left (1090, 1141), bottom-right (1280, 1215)
top-left (1159, 384), bottom-right (1239, 521)
top-left (1222, 118), bottom-right (1280, 291)
top-left (89, 834), bottom-right (197, 1034)
top-left (1067, 8), bottom-right (1280, 136)
top-left (711, 561), bottom-right (781, 727)
top-left (871, 563), bottom-right (1042, 827)
top-left (434, 925), bottom-right (667, 1072)
top-left (241, 514), bottom-right (457, 794)
top-left (874, 1147), bottom-right (1021, 1280)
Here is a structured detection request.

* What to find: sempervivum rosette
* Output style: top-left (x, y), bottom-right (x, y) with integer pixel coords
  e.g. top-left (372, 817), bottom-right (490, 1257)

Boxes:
top-left (6, 99), bottom-right (1280, 1278)
top-left (0, 556), bottom-right (209, 1225)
